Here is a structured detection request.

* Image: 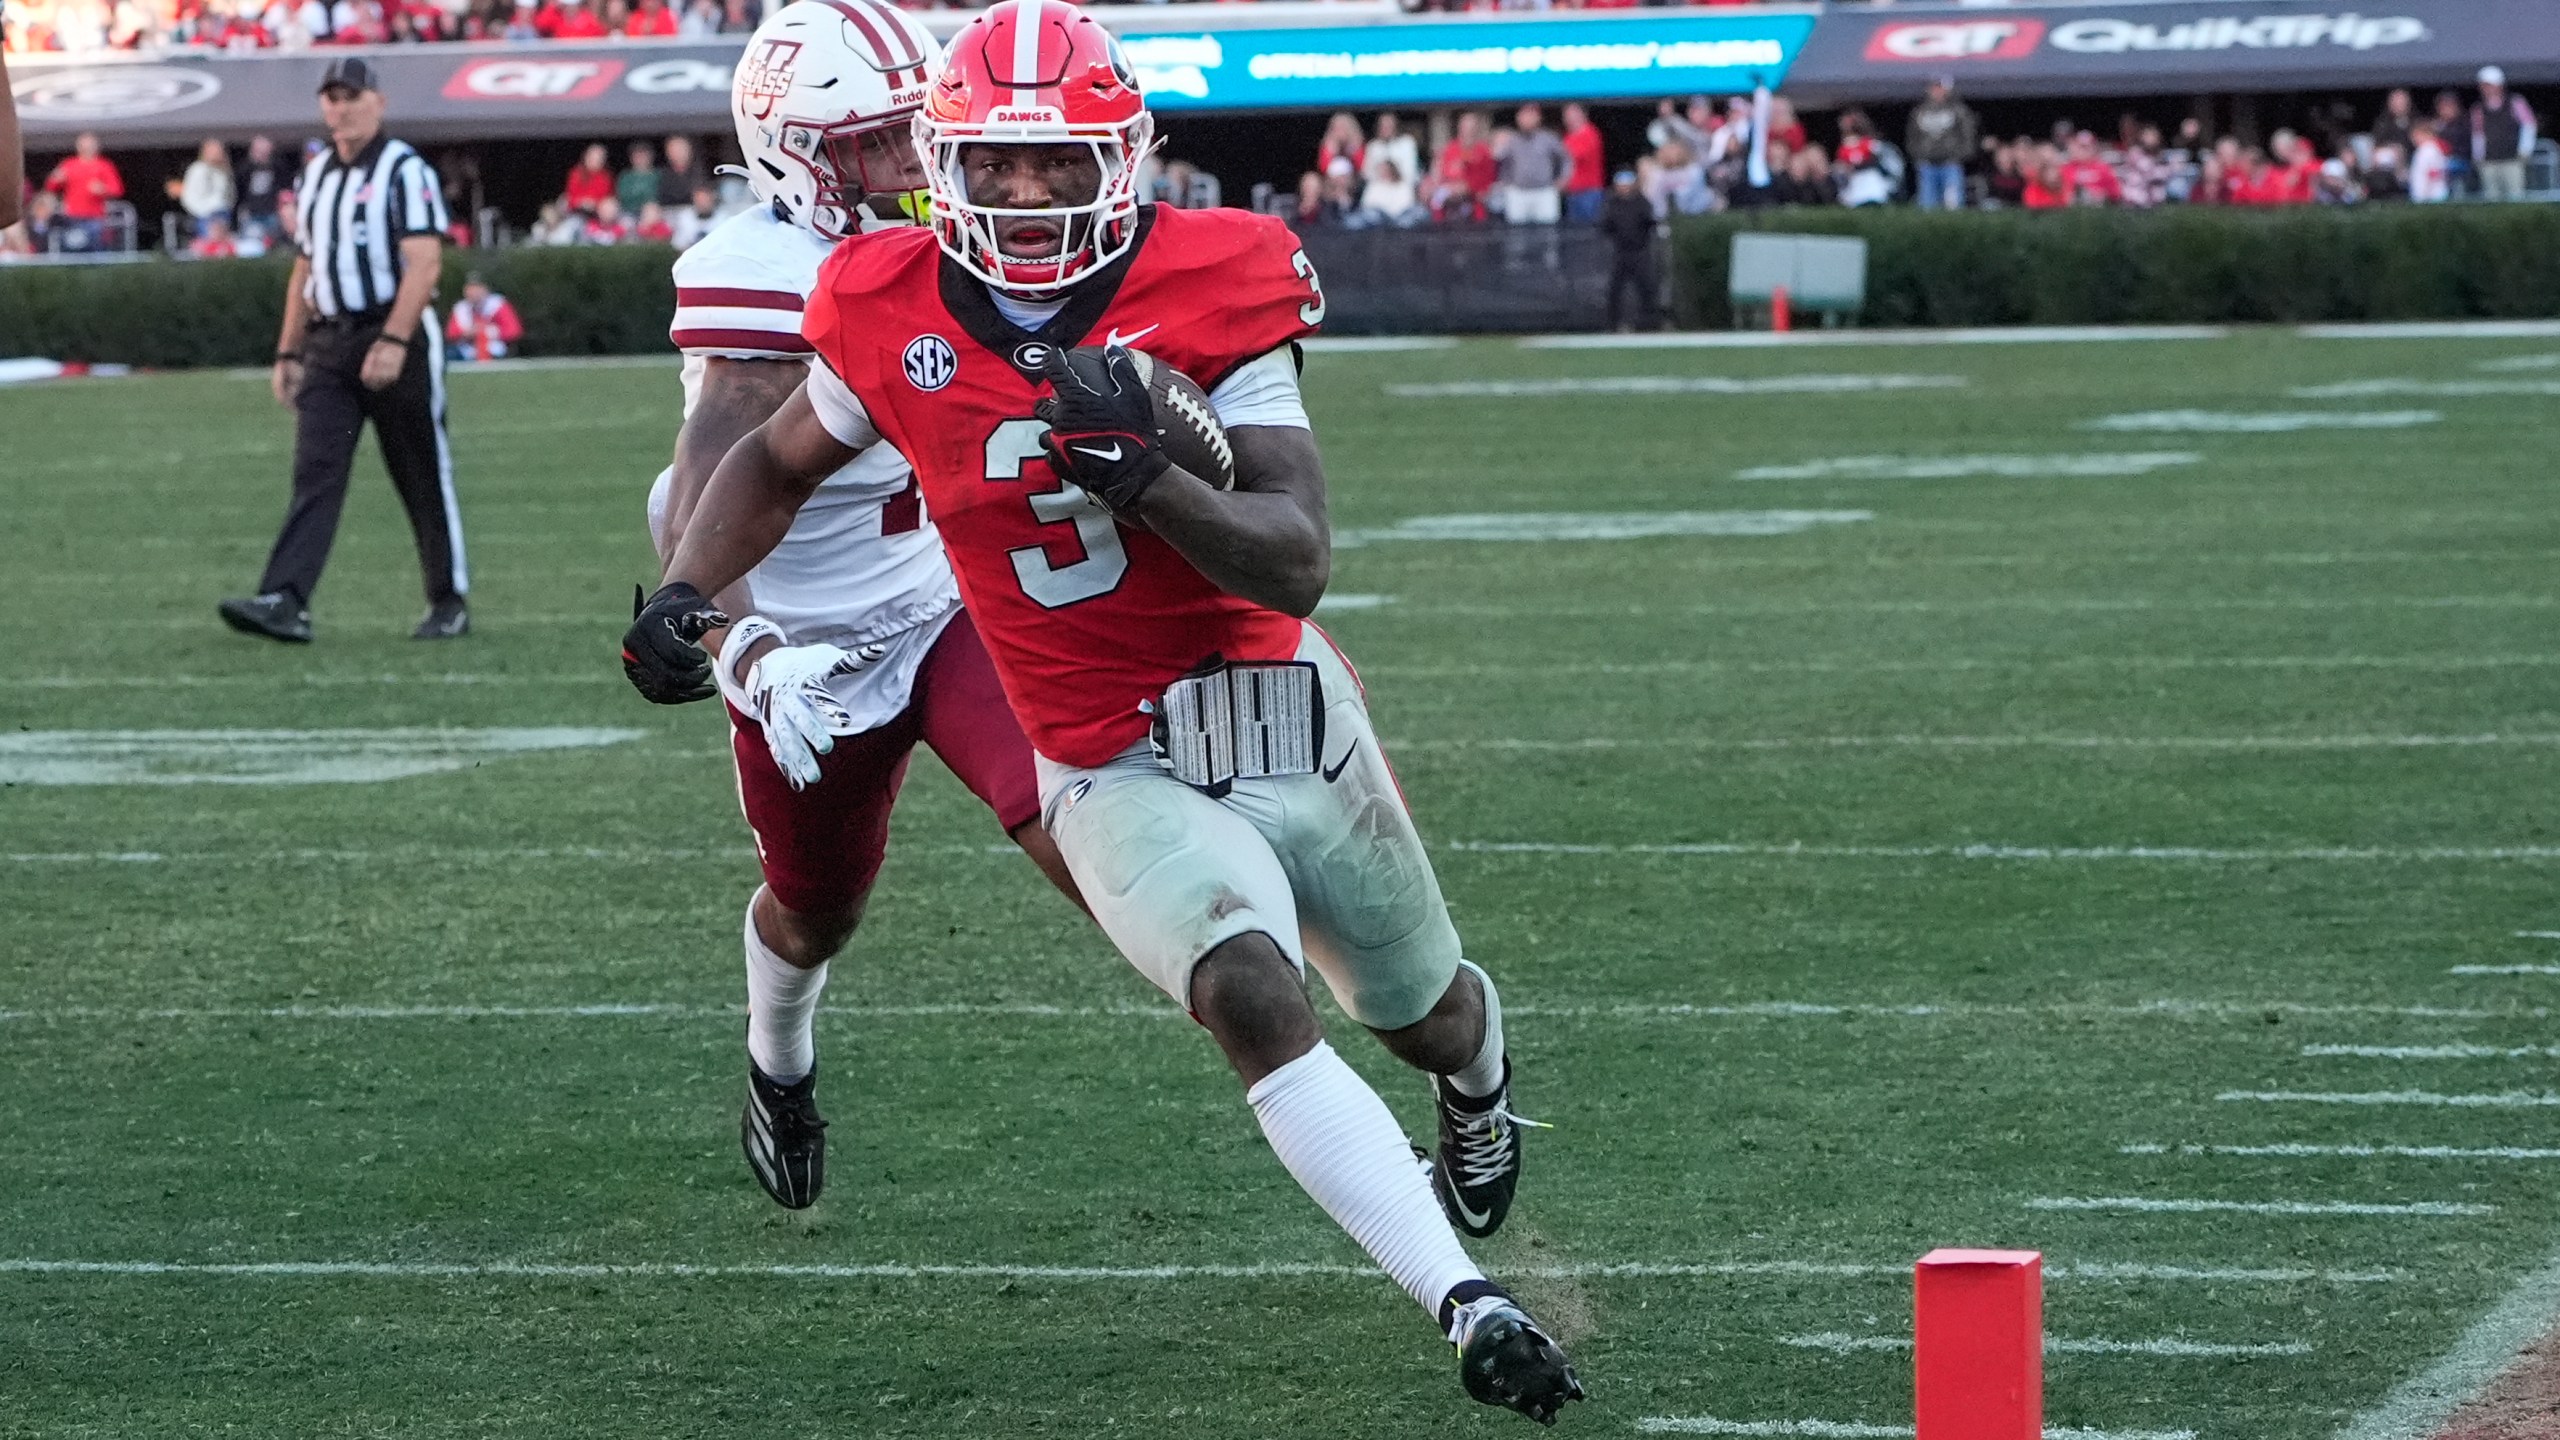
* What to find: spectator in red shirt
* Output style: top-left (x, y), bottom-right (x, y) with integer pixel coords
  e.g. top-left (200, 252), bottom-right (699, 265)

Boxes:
top-left (445, 273), bottom-right (524, 362)
top-left (1560, 102), bottom-right (1605, 224)
top-left (2020, 148), bottom-right (2068, 209)
top-left (2231, 148), bottom-right (2286, 206)
top-left (187, 214), bottom-right (238, 257)
top-left (1428, 111), bottom-right (1496, 223)
top-left (42, 131), bottom-right (121, 249)
top-left (2057, 131), bottom-right (2122, 205)
top-left (634, 199), bottom-right (673, 242)
top-left (536, 0), bottom-right (604, 37)
top-left (623, 0), bottom-right (675, 36)
top-left (562, 142), bottom-right (613, 214)
top-left (2269, 130), bottom-right (2322, 204)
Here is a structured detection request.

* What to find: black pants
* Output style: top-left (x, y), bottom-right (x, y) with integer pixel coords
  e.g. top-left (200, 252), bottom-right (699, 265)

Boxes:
top-left (1607, 250), bottom-right (1660, 331)
top-left (258, 310), bottom-right (466, 607)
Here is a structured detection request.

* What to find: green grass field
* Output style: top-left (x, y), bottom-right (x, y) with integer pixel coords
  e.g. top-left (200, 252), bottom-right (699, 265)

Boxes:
top-left (5, 329), bottom-right (2559, 1439)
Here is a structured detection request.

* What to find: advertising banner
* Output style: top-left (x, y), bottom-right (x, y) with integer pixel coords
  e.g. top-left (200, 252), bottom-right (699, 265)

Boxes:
top-left (9, 8), bottom-right (1817, 146)
top-left (1788, 0), bottom-right (2560, 103)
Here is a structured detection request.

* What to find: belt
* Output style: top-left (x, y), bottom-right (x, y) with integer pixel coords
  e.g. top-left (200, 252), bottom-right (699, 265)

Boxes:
top-left (309, 309), bottom-right (392, 330)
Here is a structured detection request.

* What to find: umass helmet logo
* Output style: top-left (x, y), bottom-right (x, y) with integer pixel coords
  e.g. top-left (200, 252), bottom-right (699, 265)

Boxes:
top-left (738, 38), bottom-right (801, 121)
top-left (903, 334), bottom-right (958, 392)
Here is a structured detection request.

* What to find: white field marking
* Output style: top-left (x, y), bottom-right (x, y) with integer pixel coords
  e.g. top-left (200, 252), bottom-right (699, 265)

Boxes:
top-left (1334, 510), bottom-right (1873, 546)
top-left (1524, 325), bottom-right (2228, 350)
top-left (1363, 654), bottom-right (2560, 680)
top-left (2476, 352), bottom-right (2560, 372)
top-left (36, 652), bottom-right (2560, 691)
top-left (2293, 379), bottom-right (2560, 399)
top-left (2298, 320), bottom-right (2560, 340)
top-left (1781, 1332), bottom-right (2310, 1358)
top-left (2220, 1090), bottom-right (2560, 1108)
top-left (2026, 1196), bottom-right (2493, 1216)
top-left (2302, 1043), bottom-right (2560, 1059)
top-left (1459, 840), bottom-right (2560, 865)
top-left (0, 998), bottom-right (2519, 1036)
top-left (1385, 375), bottom-right (1966, 398)
top-left (1733, 452), bottom-right (2201, 481)
top-left (1342, 594), bottom-right (2560, 619)
top-left (2451, 964), bottom-right (2560, 975)
top-left (1402, 731), bottom-right (2560, 754)
top-left (0, 1256), bottom-right (2347, 1289)
top-left (2336, 1248), bottom-right (2560, 1440)
top-left (2518, 931), bottom-right (2560, 940)
top-left (1636, 1420), bottom-right (2199, 1440)
top-left (0, 728), bottom-right (642, 786)
top-left (1298, 336), bottom-right (1456, 353)
top-left (2126, 1142), bottom-right (2560, 1162)
top-left (2082, 409), bottom-right (2440, 433)
top-left (1311, 592), bottom-right (1397, 613)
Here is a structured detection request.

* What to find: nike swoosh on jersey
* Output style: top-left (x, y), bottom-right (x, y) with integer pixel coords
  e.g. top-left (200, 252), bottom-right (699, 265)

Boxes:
top-left (1072, 443), bottom-right (1124, 462)
top-left (1104, 323), bottom-right (1160, 349)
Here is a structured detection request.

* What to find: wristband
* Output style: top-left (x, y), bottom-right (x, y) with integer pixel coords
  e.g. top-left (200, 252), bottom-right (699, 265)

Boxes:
top-left (275, 351), bottom-right (301, 362)
top-left (715, 616), bottom-right (788, 716)
top-left (373, 334), bottom-right (412, 349)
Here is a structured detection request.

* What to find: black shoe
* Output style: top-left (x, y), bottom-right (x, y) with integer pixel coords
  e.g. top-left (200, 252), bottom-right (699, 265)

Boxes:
top-left (1446, 1284), bottom-right (1585, 1426)
top-left (218, 592), bottom-right (312, 643)
top-left (412, 600), bottom-right (469, 639)
top-left (1428, 1060), bottom-right (1542, 1239)
top-left (741, 1064), bottom-right (826, 1209)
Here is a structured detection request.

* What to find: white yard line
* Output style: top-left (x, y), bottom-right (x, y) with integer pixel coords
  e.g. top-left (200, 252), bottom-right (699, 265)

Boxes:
top-left (2518, 932), bottom-right (2560, 941)
top-left (1523, 325), bottom-right (2227, 350)
top-left (1358, 595), bottom-right (2560, 619)
top-left (2294, 379), bottom-right (2560, 399)
top-left (2027, 1196), bottom-right (2492, 1216)
top-left (2334, 1248), bottom-right (2560, 1440)
top-left (1638, 1419), bottom-right (2198, 1440)
top-left (1449, 840), bottom-right (2560, 864)
top-left (1335, 510), bottom-right (1874, 545)
top-left (2302, 1044), bottom-right (2560, 1059)
top-left (2476, 353), bottom-right (2560, 372)
top-left (2082, 410), bottom-right (2438, 433)
top-left (2298, 321), bottom-right (2560, 340)
top-left (1402, 732), bottom-right (2560, 754)
top-left (1386, 375), bottom-right (1966, 397)
top-left (2451, 965), bottom-right (2560, 975)
top-left (1733, 452), bottom-right (2199, 481)
top-left (1781, 1332), bottom-right (2309, 1357)
top-left (2220, 1090), bottom-right (2560, 1108)
top-left (2126, 1142), bottom-right (2560, 1162)
top-left (1299, 336), bottom-right (1456, 352)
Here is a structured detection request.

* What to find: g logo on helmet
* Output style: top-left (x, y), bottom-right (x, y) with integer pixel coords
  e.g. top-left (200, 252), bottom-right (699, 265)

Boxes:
top-left (903, 335), bottom-right (958, 392)
top-left (737, 38), bottom-right (801, 121)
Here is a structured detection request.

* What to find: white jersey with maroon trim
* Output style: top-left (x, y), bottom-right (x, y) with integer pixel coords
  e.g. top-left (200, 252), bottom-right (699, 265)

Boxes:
top-left (664, 204), bottom-right (959, 661)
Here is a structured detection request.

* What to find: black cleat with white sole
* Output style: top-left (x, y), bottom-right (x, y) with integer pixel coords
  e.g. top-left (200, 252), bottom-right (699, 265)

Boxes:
top-left (741, 1064), bottom-right (826, 1209)
top-left (1444, 1283), bottom-right (1585, 1425)
top-left (1429, 1060), bottom-right (1543, 1238)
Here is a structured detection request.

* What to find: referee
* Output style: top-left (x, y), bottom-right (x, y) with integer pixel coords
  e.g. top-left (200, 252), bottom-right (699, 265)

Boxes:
top-left (221, 57), bottom-right (469, 643)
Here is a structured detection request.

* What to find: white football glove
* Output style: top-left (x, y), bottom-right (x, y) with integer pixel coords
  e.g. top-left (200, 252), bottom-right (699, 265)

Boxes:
top-left (717, 617), bottom-right (888, 791)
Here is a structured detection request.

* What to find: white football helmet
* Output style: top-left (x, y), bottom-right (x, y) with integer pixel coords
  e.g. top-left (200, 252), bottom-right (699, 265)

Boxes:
top-left (730, 0), bottom-right (944, 240)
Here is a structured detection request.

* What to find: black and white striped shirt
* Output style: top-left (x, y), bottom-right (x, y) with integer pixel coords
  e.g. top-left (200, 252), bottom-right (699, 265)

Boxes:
top-left (297, 135), bottom-right (447, 319)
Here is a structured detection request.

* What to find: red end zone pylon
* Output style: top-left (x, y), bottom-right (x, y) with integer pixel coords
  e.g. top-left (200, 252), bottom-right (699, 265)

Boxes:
top-left (1915, 1249), bottom-right (2042, 1440)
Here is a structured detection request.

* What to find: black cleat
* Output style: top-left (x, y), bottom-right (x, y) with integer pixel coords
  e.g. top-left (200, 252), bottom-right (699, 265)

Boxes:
top-left (1429, 1060), bottom-right (1543, 1238)
top-left (218, 592), bottom-right (312, 644)
top-left (412, 599), bottom-right (469, 639)
top-left (1447, 1286), bottom-right (1585, 1425)
top-left (741, 1064), bottom-right (826, 1209)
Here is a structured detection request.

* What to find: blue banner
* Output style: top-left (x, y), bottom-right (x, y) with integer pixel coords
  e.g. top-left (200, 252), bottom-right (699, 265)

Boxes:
top-left (1117, 12), bottom-right (1817, 112)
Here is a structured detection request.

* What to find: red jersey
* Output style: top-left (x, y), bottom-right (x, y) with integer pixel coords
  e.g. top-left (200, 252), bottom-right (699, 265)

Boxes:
top-left (805, 205), bottom-right (1322, 767)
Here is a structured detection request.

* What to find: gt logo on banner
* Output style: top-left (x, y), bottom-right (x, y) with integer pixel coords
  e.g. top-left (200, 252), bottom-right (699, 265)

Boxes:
top-left (441, 58), bottom-right (627, 99)
top-left (1863, 20), bottom-right (2048, 62)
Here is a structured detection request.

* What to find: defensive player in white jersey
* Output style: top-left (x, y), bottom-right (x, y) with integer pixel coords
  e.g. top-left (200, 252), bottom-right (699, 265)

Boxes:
top-left (635, 0), bottom-right (1079, 1210)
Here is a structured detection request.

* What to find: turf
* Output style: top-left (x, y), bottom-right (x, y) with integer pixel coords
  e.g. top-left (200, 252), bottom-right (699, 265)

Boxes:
top-left (4, 330), bottom-right (2558, 1439)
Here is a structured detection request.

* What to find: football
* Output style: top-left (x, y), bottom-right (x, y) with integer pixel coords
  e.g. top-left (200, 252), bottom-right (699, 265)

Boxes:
top-left (1119, 347), bottom-right (1236, 492)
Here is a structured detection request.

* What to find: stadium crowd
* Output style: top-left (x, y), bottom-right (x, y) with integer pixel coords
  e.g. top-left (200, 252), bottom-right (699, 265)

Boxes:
top-left (4, 0), bottom-right (1825, 52)
top-left (1278, 71), bottom-right (2543, 231)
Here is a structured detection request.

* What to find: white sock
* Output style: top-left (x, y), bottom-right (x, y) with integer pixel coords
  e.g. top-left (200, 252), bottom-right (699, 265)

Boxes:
top-left (1445, 959), bottom-right (1507, 1099)
top-left (1247, 1041), bottom-right (1485, 1317)
top-left (743, 894), bottom-right (828, 1083)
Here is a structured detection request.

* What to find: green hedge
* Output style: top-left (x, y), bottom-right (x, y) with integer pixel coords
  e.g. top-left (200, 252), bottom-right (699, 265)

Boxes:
top-left (1671, 203), bottom-right (2560, 329)
top-left (0, 243), bottom-right (677, 367)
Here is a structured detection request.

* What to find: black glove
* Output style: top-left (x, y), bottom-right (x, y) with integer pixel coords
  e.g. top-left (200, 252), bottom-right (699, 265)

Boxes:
top-left (1034, 343), bottom-right (1168, 514)
top-left (621, 581), bottom-right (729, 704)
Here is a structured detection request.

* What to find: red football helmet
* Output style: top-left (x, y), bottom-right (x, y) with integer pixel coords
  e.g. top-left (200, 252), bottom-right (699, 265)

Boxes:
top-left (915, 0), bottom-right (1155, 295)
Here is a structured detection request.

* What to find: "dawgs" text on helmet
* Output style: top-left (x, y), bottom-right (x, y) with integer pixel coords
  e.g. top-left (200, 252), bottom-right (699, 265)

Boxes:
top-left (915, 0), bottom-right (1156, 295)
top-left (731, 0), bottom-right (944, 241)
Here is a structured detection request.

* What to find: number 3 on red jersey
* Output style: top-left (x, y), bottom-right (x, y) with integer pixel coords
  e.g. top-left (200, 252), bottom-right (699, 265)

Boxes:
top-left (985, 417), bottom-right (1127, 608)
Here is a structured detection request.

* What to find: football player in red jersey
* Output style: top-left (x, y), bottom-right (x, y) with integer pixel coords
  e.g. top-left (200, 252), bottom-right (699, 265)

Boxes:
top-left (632, 0), bottom-right (1580, 1420)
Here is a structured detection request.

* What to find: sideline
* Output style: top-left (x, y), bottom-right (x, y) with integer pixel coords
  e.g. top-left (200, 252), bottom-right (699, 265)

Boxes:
top-left (2334, 1250), bottom-right (2560, 1440)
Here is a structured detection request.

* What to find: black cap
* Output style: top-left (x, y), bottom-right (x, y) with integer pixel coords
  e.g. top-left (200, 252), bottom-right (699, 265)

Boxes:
top-left (317, 56), bottom-right (380, 96)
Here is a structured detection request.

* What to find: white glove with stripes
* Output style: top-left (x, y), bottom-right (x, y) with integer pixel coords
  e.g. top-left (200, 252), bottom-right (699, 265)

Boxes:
top-left (717, 617), bottom-right (887, 791)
